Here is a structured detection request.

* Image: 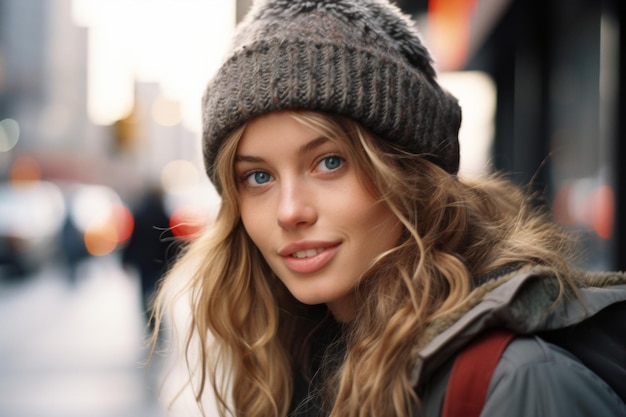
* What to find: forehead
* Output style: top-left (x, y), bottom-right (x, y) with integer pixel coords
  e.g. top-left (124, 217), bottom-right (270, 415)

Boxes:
top-left (241, 111), bottom-right (312, 140)
top-left (237, 111), bottom-right (348, 153)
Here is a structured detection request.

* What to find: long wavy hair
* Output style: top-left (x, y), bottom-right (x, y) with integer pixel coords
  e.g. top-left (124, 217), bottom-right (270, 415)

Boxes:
top-left (152, 110), bottom-right (580, 417)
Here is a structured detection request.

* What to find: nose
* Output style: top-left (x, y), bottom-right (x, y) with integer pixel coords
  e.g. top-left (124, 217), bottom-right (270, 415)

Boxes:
top-left (276, 180), bottom-right (317, 230)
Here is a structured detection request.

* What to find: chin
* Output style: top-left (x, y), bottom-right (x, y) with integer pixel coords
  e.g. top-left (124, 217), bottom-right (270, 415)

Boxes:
top-left (292, 293), bottom-right (330, 306)
top-left (286, 287), bottom-right (332, 305)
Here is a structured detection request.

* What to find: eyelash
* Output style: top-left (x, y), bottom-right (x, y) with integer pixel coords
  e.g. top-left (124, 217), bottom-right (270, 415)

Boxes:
top-left (238, 154), bottom-right (346, 188)
top-left (240, 170), bottom-right (272, 187)
top-left (315, 154), bottom-right (345, 172)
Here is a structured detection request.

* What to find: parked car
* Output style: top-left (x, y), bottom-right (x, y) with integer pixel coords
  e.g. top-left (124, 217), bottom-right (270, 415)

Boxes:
top-left (0, 180), bottom-right (66, 278)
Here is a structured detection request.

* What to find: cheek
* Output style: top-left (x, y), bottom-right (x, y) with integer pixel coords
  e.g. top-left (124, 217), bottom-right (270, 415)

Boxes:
top-left (344, 189), bottom-right (383, 223)
top-left (351, 196), bottom-right (402, 244)
top-left (240, 201), bottom-right (268, 249)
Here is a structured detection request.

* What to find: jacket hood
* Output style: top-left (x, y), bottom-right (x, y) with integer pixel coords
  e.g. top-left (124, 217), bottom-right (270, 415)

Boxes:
top-left (409, 264), bottom-right (626, 387)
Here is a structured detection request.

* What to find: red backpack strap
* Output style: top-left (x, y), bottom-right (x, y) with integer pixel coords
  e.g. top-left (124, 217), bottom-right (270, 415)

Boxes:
top-left (442, 329), bottom-right (516, 417)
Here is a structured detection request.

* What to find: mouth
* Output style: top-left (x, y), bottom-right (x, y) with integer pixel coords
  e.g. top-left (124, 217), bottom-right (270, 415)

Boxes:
top-left (291, 248), bottom-right (326, 259)
top-left (279, 243), bottom-right (341, 274)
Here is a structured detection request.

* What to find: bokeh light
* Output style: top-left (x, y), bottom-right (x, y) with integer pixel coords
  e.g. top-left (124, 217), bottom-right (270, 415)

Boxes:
top-left (152, 96), bottom-right (182, 127)
top-left (552, 180), bottom-right (615, 240)
top-left (0, 118), bottom-right (20, 152)
top-left (9, 155), bottom-right (42, 182)
top-left (84, 219), bottom-right (119, 256)
top-left (69, 185), bottom-right (134, 256)
top-left (169, 204), bottom-right (207, 241)
top-left (161, 159), bottom-right (200, 192)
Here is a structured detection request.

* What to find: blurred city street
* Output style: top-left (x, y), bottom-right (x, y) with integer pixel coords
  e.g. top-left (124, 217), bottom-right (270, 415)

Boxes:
top-left (0, 256), bottom-right (167, 417)
top-left (0, 0), bottom-right (624, 415)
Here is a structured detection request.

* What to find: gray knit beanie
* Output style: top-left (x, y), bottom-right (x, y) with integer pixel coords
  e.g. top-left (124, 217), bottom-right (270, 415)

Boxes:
top-left (202, 0), bottom-right (462, 190)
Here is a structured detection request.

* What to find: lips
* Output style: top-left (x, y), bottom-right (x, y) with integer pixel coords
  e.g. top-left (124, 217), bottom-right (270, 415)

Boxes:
top-left (279, 241), bottom-right (340, 274)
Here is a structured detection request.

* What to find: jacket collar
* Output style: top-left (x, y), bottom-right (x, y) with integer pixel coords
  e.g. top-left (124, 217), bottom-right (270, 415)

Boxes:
top-left (409, 264), bottom-right (626, 387)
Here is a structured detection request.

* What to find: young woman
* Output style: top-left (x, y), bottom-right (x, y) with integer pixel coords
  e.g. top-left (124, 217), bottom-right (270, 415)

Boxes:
top-left (153, 1), bottom-right (626, 416)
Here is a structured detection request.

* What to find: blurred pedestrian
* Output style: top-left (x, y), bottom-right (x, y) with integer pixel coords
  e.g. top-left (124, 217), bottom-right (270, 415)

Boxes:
top-left (123, 186), bottom-right (179, 330)
top-left (152, 1), bottom-right (626, 416)
top-left (60, 213), bottom-right (88, 284)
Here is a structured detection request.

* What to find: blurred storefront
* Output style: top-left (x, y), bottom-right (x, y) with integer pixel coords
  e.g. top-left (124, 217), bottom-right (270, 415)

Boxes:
top-left (458, 0), bottom-right (624, 271)
top-left (398, 0), bottom-right (625, 271)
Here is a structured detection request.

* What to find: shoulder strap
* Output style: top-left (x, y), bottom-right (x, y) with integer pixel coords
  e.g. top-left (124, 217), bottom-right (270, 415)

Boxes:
top-left (442, 330), bottom-right (516, 417)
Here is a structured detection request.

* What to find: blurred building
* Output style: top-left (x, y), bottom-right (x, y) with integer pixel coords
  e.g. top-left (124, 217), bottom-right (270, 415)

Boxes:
top-left (0, 0), bottom-right (200, 203)
top-left (363, 0), bottom-right (624, 271)
top-left (0, 0), bottom-right (102, 171)
top-left (460, 0), bottom-right (625, 270)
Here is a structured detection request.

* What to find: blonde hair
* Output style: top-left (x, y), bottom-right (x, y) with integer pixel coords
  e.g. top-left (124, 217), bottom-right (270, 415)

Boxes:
top-left (152, 111), bottom-right (580, 417)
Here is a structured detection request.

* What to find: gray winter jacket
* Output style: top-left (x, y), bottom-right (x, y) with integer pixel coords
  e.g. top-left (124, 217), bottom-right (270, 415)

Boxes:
top-left (411, 264), bottom-right (626, 417)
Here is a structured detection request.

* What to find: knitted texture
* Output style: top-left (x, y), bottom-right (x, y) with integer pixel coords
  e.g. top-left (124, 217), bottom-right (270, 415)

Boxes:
top-left (202, 0), bottom-right (462, 189)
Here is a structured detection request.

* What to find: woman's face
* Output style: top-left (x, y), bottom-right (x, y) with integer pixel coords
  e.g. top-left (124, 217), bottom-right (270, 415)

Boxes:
top-left (235, 111), bottom-right (402, 321)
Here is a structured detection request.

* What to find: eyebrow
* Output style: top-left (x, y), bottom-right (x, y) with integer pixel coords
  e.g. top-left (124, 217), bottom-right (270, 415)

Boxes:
top-left (235, 136), bottom-right (330, 163)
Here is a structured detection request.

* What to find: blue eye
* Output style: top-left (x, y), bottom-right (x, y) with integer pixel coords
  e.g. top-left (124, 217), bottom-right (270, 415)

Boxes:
top-left (318, 156), bottom-right (344, 172)
top-left (245, 171), bottom-right (273, 185)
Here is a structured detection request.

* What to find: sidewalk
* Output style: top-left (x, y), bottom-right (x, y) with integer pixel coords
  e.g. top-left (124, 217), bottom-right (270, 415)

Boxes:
top-left (0, 256), bottom-right (167, 417)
